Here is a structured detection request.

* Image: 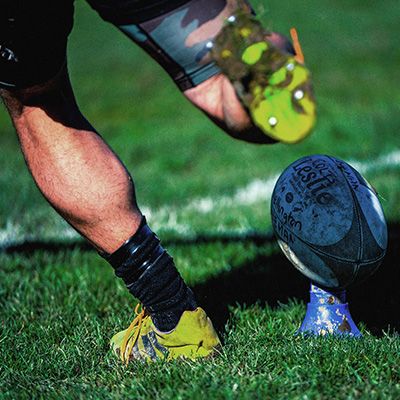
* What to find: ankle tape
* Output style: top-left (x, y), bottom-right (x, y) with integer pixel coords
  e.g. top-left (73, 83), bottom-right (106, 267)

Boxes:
top-left (105, 218), bottom-right (164, 285)
top-left (102, 217), bottom-right (197, 322)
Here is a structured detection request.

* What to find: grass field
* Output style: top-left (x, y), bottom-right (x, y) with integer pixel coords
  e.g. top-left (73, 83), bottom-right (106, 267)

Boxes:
top-left (1, 0), bottom-right (400, 398)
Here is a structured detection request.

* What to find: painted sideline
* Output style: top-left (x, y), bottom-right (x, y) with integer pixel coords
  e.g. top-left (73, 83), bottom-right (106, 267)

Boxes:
top-left (1, 150), bottom-right (400, 247)
top-left (144, 150), bottom-right (400, 232)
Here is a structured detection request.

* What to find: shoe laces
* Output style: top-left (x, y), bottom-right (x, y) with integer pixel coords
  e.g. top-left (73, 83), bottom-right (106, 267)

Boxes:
top-left (120, 303), bottom-right (148, 364)
top-left (290, 27), bottom-right (305, 64)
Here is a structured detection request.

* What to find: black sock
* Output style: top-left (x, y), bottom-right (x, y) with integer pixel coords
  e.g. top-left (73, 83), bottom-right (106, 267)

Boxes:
top-left (102, 217), bottom-right (197, 332)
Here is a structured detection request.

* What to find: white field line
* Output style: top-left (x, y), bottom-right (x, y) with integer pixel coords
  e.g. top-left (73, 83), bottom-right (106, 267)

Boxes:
top-left (140, 176), bottom-right (280, 235)
top-left (1, 150), bottom-right (400, 247)
top-left (144, 150), bottom-right (400, 231)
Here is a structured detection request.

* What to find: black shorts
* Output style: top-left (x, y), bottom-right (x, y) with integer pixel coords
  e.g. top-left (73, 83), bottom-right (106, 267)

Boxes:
top-left (0, 0), bottom-right (74, 89)
top-left (0, 0), bottom-right (221, 90)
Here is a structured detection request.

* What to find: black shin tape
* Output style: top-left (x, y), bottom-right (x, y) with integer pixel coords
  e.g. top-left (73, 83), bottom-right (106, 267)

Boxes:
top-left (127, 254), bottom-right (190, 312)
top-left (105, 218), bottom-right (161, 281)
top-left (103, 217), bottom-right (197, 329)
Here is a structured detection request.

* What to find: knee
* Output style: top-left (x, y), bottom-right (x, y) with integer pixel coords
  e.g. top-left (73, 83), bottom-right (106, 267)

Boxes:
top-left (1, 68), bottom-right (74, 118)
top-left (184, 74), bottom-right (276, 144)
top-left (1, 71), bottom-right (86, 131)
top-left (1, 84), bottom-right (50, 120)
top-left (0, 87), bottom-right (25, 118)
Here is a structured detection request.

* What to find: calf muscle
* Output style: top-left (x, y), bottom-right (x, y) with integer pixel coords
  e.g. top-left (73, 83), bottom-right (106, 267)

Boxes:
top-left (1, 73), bottom-right (142, 253)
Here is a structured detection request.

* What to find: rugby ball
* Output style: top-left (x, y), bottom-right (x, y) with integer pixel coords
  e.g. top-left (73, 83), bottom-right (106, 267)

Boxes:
top-left (271, 155), bottom-right (387, 289)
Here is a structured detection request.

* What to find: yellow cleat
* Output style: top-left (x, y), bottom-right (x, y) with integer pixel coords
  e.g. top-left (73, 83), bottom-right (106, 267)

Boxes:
top-left (211, 10), bottom-right (316, 144)
top-left (110, 304), bottom-right (220, 363)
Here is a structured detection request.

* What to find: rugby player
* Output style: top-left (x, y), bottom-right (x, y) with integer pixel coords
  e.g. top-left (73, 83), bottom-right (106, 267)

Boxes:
top-left (0, 0), bottom-right (314, 363)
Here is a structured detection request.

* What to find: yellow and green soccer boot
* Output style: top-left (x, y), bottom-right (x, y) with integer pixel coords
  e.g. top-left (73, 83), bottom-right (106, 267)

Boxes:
top-left (110, 304), bottom-right (220, 363)
top-left (211, 9), bottom-right (316, 144)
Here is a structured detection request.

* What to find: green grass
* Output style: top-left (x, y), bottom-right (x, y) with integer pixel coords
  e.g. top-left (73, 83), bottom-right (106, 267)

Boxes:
top-left (1, 248), bottom-right (400, 399)
top-left (1, 0), bottom-right (400, 235)
top-left (1, 0), bottom-right (400, 398)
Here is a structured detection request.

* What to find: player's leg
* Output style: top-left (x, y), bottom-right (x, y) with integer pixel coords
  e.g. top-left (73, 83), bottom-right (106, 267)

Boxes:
top-left (0, 0), bottom-right (219, 362)
top-left (1, 0), bottom-right (139, 253)
top-left (87, 0), bottom-right (315, 144)
top-left (1, 71), bottom-right (219, 361)
top-left (183, 31), bottom-right (298, 143)
top-left (1, 72), bottom-right (142, 253)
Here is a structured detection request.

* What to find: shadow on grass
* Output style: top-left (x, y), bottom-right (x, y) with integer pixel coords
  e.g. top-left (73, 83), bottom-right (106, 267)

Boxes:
top-left (2, 224), bottom-right (400, 336)
top-left (193, 224), bottom-right (400, 336)
top-left (1, 231), bottom-right (274, 254)
top-left (193, 250), bottom-right (309, 332)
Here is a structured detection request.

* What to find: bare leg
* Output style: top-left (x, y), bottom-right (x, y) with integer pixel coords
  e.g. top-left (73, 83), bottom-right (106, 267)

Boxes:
top-left (183, 73), bottom-right (266, 142)
top-left (1, 70), bottom-right (141, 253)
top-left (113, 0), bottom-right (293, 144)
top-left (184, 33), bottom-right (294, 144)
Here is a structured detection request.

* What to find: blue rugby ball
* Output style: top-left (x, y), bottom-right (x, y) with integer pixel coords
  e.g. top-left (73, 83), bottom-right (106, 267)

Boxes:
top-left (271, 155), bottom-right (387, 289)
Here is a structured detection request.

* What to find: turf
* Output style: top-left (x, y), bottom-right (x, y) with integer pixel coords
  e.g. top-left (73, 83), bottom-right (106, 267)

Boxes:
top-left (1, 0), bottom-right (400, 398)
top-left (1, 242), bottom-right (400, 399)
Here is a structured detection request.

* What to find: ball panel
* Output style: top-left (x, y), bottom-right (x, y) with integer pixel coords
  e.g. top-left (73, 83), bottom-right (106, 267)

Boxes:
top-left (277, 239), bottom-right (339, 288)
top-left (357, 201), bottom-right (387, 261)
top-left (318, 255), bottom-right (359, 288)
top-left (272, 155), bottom-right (354, 247)
top-left (356, 258), bottom-right (386, 284)
top-left (308, 208), bottom-right (361, 262)
top-left (332, 158), bottom-right (388, 250)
